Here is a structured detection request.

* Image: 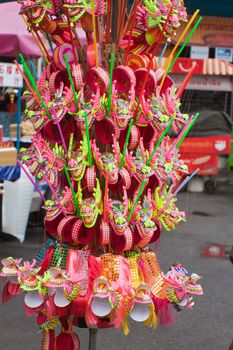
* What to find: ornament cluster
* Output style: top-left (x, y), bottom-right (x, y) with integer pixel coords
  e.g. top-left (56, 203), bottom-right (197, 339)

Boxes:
top-left (0, 1), bottom-right (202, 349)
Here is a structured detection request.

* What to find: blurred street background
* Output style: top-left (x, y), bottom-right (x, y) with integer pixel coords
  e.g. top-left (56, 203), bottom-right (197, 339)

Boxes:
top-left (1, 0), bottom-right (233, 349)
top-left (0, 187), bottom-right (232, 350)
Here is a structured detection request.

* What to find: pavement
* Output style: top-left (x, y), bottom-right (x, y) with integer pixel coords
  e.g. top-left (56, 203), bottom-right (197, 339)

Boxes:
top-left (0, 185), bottom-right (232, 350)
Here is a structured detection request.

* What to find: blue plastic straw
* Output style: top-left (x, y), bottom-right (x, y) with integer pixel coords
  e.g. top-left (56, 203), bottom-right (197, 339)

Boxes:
top-left (30, 61), bottom-right (38, 81)
top-left (158, 43), bottom-right (168, 64)
top-left (46, 33), bottom-right (54, 53)
top-left (174, 168), bottom-right (199, 195)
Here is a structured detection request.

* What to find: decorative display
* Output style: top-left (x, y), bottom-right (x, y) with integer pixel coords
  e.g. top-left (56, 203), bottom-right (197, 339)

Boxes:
top-left (0, 1), bottom-right (203, 349)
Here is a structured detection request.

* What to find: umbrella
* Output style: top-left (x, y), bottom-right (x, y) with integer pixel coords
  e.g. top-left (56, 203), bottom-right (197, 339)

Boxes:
top-left (0, 1), bottom-right (42, 57)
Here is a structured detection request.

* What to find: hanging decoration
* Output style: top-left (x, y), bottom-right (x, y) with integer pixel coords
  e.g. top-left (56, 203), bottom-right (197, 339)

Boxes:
top-left (0, 0), bottom-right (203, 349)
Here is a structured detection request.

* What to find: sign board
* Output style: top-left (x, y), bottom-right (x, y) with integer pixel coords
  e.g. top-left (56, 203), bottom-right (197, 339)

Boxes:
top-left (215, 48), bottom-right (233, 62)
top-left (191, 46), bottom-right (209, 59)
top-left (170, 135), bottom-right (231, 175)
top-left (174, 16), bottom-right (233, 48)
top-left (201, 244), bottom-right (226, 258)
top-left (171, 73), bottom-right (233, 92)
top-left (0, 62), bottom-right (23, 88)
top-left (180, 154), bottom-right (218, 175)
top-left (172, 57), bottom-right (203, 74)
top-left (172, 135), bottom-right (232, 155)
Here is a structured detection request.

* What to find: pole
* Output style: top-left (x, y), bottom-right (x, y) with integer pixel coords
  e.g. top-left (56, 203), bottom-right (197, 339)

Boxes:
top-left (111, 0), bottom-right (118, 42)
top-left (16, 88), bottom-right (22, 151)
top-left (88, 329), bottom-right (97, 350)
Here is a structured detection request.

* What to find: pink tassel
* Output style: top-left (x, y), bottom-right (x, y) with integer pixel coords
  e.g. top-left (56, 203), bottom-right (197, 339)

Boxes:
top-left (112, 256), bottom-right (132, 295)
top-left (53, 303), bottom-right (71, 317)
top-left (85, 302), bottom-right (99, 327)
top-left (113, 257), bottom-right (133, 329)
top-left (56, 332), bottom-right (78, 350)
top-left (45, 296), bottom-right (55, 318)
top-left (85, 255), bottom-right (100, 327)
top-left (114, 297), bottom-right (127, 329)
top-left (24, 303), bottom-right (38, 316)
top-left (152, 295), bottom-right (175, 325)
top-left (71, 295), bottom-right (89, 318)
top-left (8, 283), bottom-right (20, 296)
top-left (66, 250), bottom-right (80, 280)
top-left (48, 330), bottom-right (55, 350)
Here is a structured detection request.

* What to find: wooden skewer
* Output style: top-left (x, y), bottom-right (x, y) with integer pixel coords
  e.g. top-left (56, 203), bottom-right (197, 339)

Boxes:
top-left (119, 0), bottom-right (142, 45)
top-left (24, 16), bottom-right (52, 65)
top-left (117, 1), bottom-right (122, 41)
top-left (97, 16), bottom-right (104, 44)
top-left (105, 4), bottom-right (112, 43)
top-left (33, 27), bottom-right (53, 63)
top-left (117, 0), bottom-right (127, 44)
top-left (91, 0), bottom-right (99, 67)
top-left (124, 0), bottom-right (140, 64)
top-left (104, 175), bottom-right (109, 222)
top-left (66, 10), bottom-right (78, 65)
top-left (111, 0), bottom-right (119, 43)
top-left (31, 30), bottom-right (50, 64)
top-left (21, 15), bottom-right (50, 64)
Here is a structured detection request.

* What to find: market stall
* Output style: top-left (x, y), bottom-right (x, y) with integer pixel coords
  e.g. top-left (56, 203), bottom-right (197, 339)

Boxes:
top-left (167, 57), bottom-right (233, 115)
top-left (0, 1), bottom-right (43, 240)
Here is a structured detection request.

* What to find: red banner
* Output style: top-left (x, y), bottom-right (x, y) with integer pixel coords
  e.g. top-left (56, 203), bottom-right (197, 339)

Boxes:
top-left (0, 141), bottom-right (14, 148)
top-left (180, 154), bottom-right (218, 175)
top-left (174, 135), bottom-right (231, 155)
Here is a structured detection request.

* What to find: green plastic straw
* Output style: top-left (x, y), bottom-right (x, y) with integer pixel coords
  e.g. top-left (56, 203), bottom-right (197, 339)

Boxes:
top-left (84, 110), bottom-right (93, 168)
top-left (128, 179), bottom-right (147, 222)
top-left (107, 52), bottom-right (115, 118)
top-left (68, 133), bottom-right (74, 159)
top-left (168, 16), bottom-right (203, 73)
top-left (19, 53), bottom-right (52, 120)
top-left (63, 54), bottom-right (79, 110)
top-left (176, 113), bottom-right (199, 149)
top-left (147, 117), bottom-right (174, 165)
top-left (120, 119), bottom-right (133, 169)
top-left (63, 165), bottom-right (81, 218)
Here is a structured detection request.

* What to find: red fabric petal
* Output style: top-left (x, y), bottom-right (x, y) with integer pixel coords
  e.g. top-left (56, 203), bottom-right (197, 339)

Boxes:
top-left (95, 120), bottom-right (115, 145)
top-left (56, 333), bottom-right (74, 350)
top-left (8, 283), bottom-right (20, 296)
top-left (38, 246), bottom-right (55, 276)
top-left (42, 118), bottom-right (75, 144)
top-left (2, 283), bottom-right (11, 304)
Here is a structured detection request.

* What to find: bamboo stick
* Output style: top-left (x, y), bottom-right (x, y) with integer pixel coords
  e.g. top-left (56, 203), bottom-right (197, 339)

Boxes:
top-left (21, 15), bottom-right (50, 64)
top-left (91, 0), bottom-right (99, 67)
top-left (124, 0), bottom-right (140, 64)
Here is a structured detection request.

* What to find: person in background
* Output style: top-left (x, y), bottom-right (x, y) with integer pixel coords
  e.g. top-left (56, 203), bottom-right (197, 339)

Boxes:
top-left (0, 88), bottom-right (18, 138)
